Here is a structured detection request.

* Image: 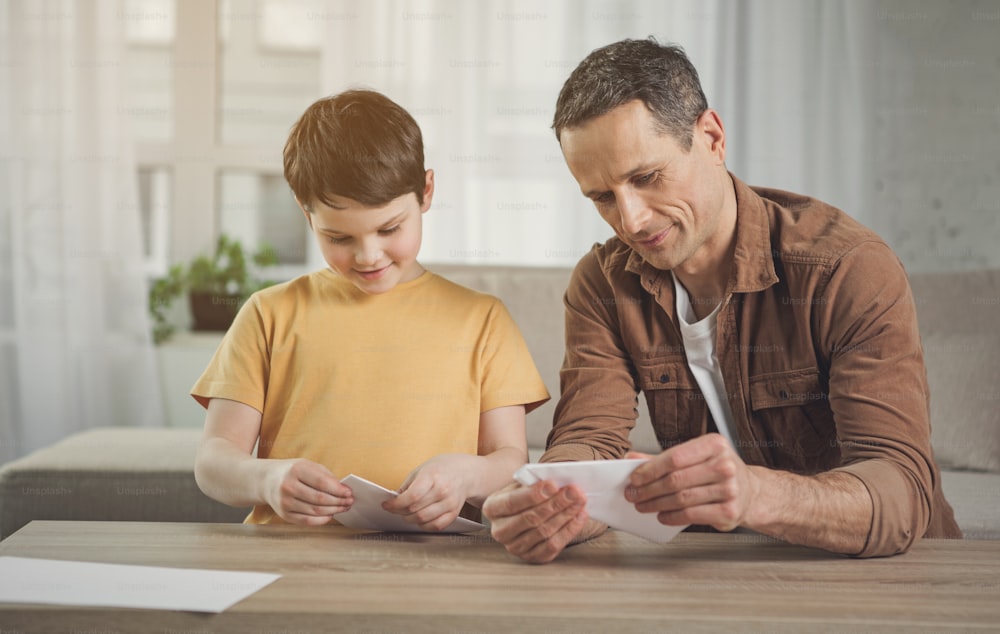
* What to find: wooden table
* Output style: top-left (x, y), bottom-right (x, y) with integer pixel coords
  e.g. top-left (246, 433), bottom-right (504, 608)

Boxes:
top-left (0, 521), bottom-right (997, 632)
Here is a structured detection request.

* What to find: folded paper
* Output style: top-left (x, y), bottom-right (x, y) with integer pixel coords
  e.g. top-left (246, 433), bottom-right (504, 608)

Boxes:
top-left (513, 459), bottom-right (688, 543)
top-left (336, 474), bottom-right (484, 534)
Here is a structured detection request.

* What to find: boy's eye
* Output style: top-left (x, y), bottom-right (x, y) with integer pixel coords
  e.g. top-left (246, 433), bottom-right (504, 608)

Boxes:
top-left (327, 235), bottom-right (351, 245)
top-left (378, 225), bottom-right (401, 236)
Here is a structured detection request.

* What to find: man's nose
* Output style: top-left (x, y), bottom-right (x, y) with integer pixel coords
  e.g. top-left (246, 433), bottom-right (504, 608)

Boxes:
top-left (617, 190), bottom-right (650, 237)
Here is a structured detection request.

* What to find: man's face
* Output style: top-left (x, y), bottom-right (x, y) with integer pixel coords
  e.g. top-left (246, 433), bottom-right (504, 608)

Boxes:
top-left (559, 100), bottom-right (730, 274)
top-left (302, 171), bottom-right (433, 295)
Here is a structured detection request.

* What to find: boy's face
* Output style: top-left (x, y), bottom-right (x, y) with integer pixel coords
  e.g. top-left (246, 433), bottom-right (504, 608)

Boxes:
top-left (302, 170), bottom-right (434, 295)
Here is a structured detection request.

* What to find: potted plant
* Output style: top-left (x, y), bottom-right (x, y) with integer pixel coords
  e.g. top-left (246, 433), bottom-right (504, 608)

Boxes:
top-left (149, 234), bottom-right (279, 344)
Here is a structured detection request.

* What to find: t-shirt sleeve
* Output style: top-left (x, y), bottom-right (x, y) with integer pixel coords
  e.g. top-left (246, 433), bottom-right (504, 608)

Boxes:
top-left (477, 299), bottom-right (550, 414)
top-left (190, 294), bottom-right (270, 412)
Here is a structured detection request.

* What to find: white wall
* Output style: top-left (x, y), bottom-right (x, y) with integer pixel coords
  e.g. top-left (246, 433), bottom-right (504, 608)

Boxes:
top-left (869, 0), bottom-right (1000, 272)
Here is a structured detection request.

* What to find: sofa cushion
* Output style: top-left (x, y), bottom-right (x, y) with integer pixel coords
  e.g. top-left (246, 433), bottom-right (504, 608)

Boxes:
top-left (940, 470), bottom-right (1000, 539)
top-left (909, 269), bottom-right (1000, 337)
top-left (909, 270), bottom-right (1000, 473)
top-left (921, 333), bottom-right (1000, 472)
top-left (0, 427), bottom-right (248, 539)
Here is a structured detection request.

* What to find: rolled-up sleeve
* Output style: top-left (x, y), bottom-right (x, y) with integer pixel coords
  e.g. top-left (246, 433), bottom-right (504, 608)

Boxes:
top-left (542, 248), bottom-right (640, 464)
top-left (818, 242), bottom-right (935, 557)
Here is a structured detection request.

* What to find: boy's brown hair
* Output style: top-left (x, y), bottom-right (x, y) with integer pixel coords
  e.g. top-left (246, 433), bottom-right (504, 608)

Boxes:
top-left (284, 89), bottom-right (426, 210)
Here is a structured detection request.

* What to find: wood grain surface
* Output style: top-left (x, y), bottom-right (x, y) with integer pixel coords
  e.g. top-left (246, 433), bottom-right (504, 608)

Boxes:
top-left (0, 521), bottom-right (997, 632)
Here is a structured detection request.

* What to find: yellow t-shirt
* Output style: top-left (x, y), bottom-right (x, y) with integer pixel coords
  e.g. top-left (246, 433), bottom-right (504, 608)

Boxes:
top-left (191, 269), bottom-right (550, 524)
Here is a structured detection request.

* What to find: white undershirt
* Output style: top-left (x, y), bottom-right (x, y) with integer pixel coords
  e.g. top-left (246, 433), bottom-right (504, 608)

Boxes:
top-left (672, 272), bottom-right (740, 455)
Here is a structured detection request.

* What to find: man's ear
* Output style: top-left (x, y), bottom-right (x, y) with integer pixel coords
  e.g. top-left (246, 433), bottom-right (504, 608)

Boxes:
top-left (696, 109), bottom-right (726, 165)
top-left (420, 169), bottom-right (435, 213)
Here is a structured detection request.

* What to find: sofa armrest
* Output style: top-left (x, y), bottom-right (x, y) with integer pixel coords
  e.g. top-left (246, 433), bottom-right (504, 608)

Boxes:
top-left (0, 427), bottom-right (249, 539)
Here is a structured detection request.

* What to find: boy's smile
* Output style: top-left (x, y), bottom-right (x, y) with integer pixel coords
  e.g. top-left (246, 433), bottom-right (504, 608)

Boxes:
top-left (301, 170), bottom-right (434, 295)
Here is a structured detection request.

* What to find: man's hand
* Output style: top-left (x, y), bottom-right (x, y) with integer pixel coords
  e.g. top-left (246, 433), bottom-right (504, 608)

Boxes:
top-left (625, 433), bottom-right (760, 532)
top-left (382, 454), bottom-right (477, 531)
top-left (482, 480), bottom-right (591, 563)
top-left (262, 458), bottom-right (354, 526)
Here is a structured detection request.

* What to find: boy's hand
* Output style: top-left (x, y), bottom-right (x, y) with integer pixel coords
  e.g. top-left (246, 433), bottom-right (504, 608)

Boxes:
top-left (382, 454), bottom-right (478, 530)
top-left (263, 458), bottom-right (354, 525)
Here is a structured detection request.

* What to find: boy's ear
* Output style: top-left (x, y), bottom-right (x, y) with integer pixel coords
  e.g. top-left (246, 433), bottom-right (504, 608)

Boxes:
top-left (420, 169), bottom-right (435, 213)
top-left (295, 196), bottom-right (314, 228)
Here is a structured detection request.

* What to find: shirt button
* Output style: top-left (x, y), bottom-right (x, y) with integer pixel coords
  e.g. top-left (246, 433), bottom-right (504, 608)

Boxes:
top-left (779, 389), bottom-right (789, 399)
top-left (659, 373), bottom-right (670, 384)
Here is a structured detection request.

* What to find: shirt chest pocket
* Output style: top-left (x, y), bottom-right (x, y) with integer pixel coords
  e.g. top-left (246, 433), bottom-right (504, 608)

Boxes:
top-left (748, 368), bottom-right (838, 470)
top-left (635, 358), bottom-right (707, 450)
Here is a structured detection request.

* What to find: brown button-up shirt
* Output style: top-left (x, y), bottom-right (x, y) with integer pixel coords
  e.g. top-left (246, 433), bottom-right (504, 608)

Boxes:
top-left (544, 174), bottom-right (961, 557)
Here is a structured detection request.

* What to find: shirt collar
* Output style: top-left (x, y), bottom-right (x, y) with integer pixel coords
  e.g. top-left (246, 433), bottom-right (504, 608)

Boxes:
top-left (729, 173), bottom-right (778, 294)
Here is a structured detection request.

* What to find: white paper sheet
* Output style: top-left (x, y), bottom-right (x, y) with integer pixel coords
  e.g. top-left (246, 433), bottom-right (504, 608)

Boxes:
top-left (514, 459), bottom-right (688, 543)
top-left (0, 556), bottom-right (279, 613)
top-left (336, 474), bottom-right (484, 534)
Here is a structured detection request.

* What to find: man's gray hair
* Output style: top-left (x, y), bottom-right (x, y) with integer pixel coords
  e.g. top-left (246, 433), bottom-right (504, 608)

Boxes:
top-left (552, 37), bottom-right (709, 150)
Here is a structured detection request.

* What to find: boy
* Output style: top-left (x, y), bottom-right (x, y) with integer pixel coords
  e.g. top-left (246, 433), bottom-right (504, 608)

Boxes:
top-left (192, 89), bottom-right (549, 530)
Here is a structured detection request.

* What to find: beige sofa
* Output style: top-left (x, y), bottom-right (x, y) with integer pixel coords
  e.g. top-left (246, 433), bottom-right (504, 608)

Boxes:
top-left (2, 265), bottom-right (998, 540)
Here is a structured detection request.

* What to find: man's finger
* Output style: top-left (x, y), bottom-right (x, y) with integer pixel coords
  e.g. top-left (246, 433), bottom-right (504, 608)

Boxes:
top-left (483, 480), bottom-right (558, 520)
top-left (513, 508), bottom-right (590, 564)
top-left (626, 460), bottom-right (722, 504)
top-left (490, 484), bottom-right (585, 545)
top-left (630, 434), bottom-right (729, 486)
top-left (633, 481), bottom-right (734, 514)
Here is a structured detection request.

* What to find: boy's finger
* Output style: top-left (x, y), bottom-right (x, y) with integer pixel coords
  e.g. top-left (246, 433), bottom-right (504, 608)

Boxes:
top-left (302, 471), bottom-right (353, 499)
top-left (386, 477), bottom-right (432, 511)
top-left (291, 479), bottom-right (352, 508)
top-left (404, 500), bottom-right (453, 528)
top-left (285, 511), bottom-right (337, 526)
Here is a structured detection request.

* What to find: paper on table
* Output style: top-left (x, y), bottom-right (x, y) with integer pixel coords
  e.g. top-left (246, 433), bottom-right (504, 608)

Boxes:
top-left (0, 556), bottom-right (279, 613)
top-left (335, 474), bottom-right (484, 534)
top-left (513, 459), bottom-right (688, 543)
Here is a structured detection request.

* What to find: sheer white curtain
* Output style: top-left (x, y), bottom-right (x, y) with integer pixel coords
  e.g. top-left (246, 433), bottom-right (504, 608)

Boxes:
top-left (0, 0), bottom-right (163, 462)
top-left (711, 1), bottom-right (877, 224)
top-left (316, 0), bottom-right (878, 267)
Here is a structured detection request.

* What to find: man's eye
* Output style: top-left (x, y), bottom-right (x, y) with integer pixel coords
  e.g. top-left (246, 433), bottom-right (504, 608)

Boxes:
top-left (636, 171), bottom-right (658, 186)
top-left (594, 193), bottom-right (614, 205)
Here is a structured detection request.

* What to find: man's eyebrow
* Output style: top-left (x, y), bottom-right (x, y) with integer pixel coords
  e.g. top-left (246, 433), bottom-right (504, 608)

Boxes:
top-left (582, 163), bottom-right (660, 199)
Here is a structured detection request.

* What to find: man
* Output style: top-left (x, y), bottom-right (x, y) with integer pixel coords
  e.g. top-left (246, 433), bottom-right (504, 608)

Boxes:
top-left (482, 38), bottom-right (961, 563)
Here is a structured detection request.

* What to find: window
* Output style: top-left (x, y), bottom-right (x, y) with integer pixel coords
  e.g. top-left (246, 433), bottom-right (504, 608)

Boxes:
top-left (126, 0), bottom-right (323, 280)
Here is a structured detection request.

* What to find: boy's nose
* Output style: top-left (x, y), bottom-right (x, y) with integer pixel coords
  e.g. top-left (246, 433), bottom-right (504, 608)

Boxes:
top-left (354, 242), bottom-right (382, 267)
